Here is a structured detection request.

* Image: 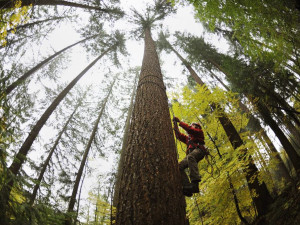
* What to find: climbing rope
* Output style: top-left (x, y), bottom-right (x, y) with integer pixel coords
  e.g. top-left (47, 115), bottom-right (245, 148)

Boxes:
top-left (193, 114), bottom-right (221, 179)
top-left (169, 102), bottom-right (186, 159)
top-left (193, 195), bottom-right (204, 225)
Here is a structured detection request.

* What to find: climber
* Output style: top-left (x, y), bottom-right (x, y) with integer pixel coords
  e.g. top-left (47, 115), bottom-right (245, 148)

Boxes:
top-left (173, 116), bottom-right (208, 197)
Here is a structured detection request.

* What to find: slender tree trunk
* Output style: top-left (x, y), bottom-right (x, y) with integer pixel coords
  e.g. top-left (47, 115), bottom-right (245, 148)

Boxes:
top-left (0, 0), bottom-right (108, 11)
top-left (167, 43), bottom-right (273, 217)
top-left (6, 16), bottom-right (66, 33)
top-left (65, 78), bottom-right (116, 225)
top-left (255, 100), bottom-right (300, 175)
top-left (3, 34), bottom-right (97, 95)
top-left (115, 27), bottom-right (187, 225)
top-left (256, 131), bottom-right (293, 183)
top-left (0, 46), bottom-right (113, 224)
top-left (227, 172), bottom-right (250, 225)
top-left (210, 133), bottom-right (249, 224)
top-left (75, 160), bottom-right (87, 225)
top-left (261, 85), bottom-right (300, 127)
top-left (29, 103), bottom-right (79, 205)
top-left (254, 145), bottom-right (277, 195)
top-left (113, 72), bottom-right (138, 208)
top-left (275, 109), bottom-right (300, 152)
top-left (0, 33), bottom-right (36, 49)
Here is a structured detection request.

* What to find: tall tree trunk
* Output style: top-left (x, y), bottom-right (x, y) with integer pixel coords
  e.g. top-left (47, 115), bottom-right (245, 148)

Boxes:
top-left (29, 103), bottom-right (79, 206)
top-left (0, 46), bottom-right (113, 224)
top-left (167, 43), bottom-right (273, 217)
top-left (113, 72), bottom-right (138, 208)
top-left (261, 85), bottom-right (300, 127)
top-left (256, 131), bottom-right (293, 183)
top-left (274, 108), bottom-right (300, 152)
top-left (255, 100), bottom-right (300, 174)
top-left (0, 0), bottom-right (109, 11)
top-left (6, 16), bottom-right (66, 33)
top-left (115, 27), bottom-right (187, 225)
top-left (254, 144), bottom-right (277, 195)
top-left (4, 34), bottom-right (97, 95)
top-left (65, 78), bottom-right (116, 225)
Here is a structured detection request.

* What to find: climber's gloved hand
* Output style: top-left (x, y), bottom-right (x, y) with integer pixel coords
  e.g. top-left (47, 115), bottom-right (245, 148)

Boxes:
top-left (173, 117), bottom-right (180, 123)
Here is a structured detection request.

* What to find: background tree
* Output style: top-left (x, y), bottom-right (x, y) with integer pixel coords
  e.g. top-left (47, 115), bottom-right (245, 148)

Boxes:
top-left (0, 30), bottom-right (125, 224)
top-left (3, 34), bottom-right (97, 95)
top-left (0, 0), bottom-right (124, 15)
top-left (65, 77), bottom-right (116, 225)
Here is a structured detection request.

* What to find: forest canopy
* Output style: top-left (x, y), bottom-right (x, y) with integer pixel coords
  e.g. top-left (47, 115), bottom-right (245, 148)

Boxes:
top-left (0, 0), bottom-right (299, 224)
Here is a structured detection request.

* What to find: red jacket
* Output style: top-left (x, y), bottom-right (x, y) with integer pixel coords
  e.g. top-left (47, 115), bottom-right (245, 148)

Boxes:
top-left (175, 122), bottom-right (205, 151)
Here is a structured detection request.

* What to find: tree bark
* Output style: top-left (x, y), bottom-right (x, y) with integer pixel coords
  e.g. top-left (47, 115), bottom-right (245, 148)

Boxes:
top-left (29, 103), bottom-right (79, 206)
top-left (4, 34), bottom-right (97, 95)
top-left (65, 78), bottom-right (116, 225)
top-left (113, 72), bottom-right (138, 208)
top-left (0, 0), bottom-right (108, 11)
top-left (167, 43), bottom-right (273, 217)
top-left (115, 27), bottom-right (187, 225)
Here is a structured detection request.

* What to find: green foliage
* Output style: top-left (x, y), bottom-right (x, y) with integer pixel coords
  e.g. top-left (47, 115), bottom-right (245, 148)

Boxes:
top-left (174, 31), bottom-right (300, 126)
top-left (178, 0), bottom-right (300, 70)
top-left (80, 18), bottom-right (127, 66)
top-left (170, 84), bottom-right (279, 224)
top-left (0, 1), bottom-right (31, 46)
top-left (86, 190), bottom-right (112, 224)
top-left (129, 0), bottom-right (176, 39)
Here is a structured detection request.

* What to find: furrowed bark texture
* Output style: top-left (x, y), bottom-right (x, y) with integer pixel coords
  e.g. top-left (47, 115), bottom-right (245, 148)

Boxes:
top-left (115, 28), bottom-right (187, 225)
top-left (113, 74), bottom-right (138, 208)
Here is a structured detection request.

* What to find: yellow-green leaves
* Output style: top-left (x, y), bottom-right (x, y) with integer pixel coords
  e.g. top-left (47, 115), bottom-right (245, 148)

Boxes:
top-left (169, 84), bottom-right (273, 223)
top-left (0, 1), bottom-right (31, 46)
